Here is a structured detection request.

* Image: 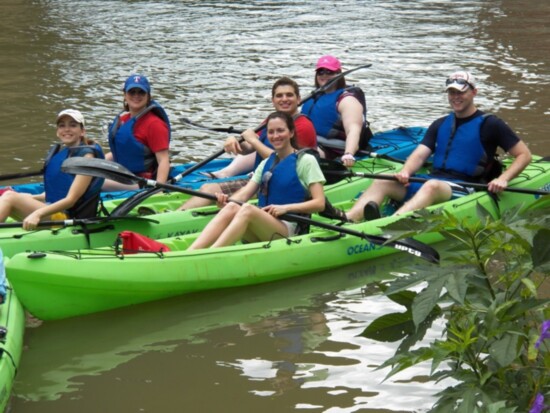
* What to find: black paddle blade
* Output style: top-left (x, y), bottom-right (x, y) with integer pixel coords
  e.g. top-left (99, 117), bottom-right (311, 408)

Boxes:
top-left (318, 158), bottom-right (352, 185)
top-left (61, 157), bottom-right (141, 185)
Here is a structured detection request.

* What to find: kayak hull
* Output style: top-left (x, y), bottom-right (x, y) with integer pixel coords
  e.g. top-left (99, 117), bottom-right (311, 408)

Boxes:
top-left (6, 156), bottom-right (550, 321)
top-left (0, 279), bottom-right (25, 412)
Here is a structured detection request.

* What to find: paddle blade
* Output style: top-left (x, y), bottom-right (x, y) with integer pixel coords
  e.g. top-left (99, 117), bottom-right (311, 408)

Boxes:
top-left (318, 158), bottom-right (352, 185)
top-left (61, 158), bottom-right (140, 185)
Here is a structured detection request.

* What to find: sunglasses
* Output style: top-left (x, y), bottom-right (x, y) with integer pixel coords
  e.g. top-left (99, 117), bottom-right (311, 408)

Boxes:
top-left (316, 69), bottom-right (337, 76)
top-left (127, 88), bottom-right (147, 96)
top-left (446, 78), bottom-right (474, 90)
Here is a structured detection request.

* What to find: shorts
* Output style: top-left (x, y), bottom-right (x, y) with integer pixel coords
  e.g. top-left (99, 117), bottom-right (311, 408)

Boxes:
top-left (281, 220), bottom-right (299, 237)
top-left (219, 179), bottom-right (249, 196)
top-left (404, 174), bottom-right (474, 201)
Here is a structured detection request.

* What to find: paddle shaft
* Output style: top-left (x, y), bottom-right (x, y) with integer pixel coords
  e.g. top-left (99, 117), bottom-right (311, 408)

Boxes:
top-left (181, 64), bottom-right (372, 135)
top-left (336, 172), bottom-right (550, 196)
top-left (61, 157), bottom-right (440, 263)
top-left (0, 215), bottom-right (158, 229)
top-left (0, 170), bottom-right (43, 182)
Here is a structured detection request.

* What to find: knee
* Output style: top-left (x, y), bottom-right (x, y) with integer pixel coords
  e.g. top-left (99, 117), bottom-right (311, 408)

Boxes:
top-left (234, 203), bottom-right (256, 220)
top-left (199, 183), bottom-right (222, 193)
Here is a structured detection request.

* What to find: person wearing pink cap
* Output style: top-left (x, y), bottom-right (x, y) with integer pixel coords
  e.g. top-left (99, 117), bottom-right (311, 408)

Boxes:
top-left (301, 55), bottom-right (372, 167)
top-left (0, 109), bottom-right (105, 229)
top-left (341, 70), bottom-right (532, 222)
top-left (103, 74), bottom-right (171, 191)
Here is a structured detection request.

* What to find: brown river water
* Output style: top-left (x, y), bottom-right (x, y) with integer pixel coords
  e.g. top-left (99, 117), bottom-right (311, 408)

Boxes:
top-left (1, 1), bottom-right (549, 412)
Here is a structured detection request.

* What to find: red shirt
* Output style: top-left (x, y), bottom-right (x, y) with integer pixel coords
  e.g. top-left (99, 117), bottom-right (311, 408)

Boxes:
top-left (119, 111), bottom-right (169, 153)
top-left (295, 116), bottom-right (317, 149)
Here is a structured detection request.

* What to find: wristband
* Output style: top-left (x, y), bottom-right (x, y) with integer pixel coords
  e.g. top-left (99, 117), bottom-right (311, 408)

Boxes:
top-left (341, 153), bottom-right (355, 162)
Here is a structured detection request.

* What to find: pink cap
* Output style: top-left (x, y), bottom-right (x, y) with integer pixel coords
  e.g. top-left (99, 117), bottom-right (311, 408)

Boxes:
top-left (315, 55), bottom-right (342, 71)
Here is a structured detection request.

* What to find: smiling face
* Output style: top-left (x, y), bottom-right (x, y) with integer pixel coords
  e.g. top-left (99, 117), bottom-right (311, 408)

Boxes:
top-left (266, 116), bottom-right (294, 151)
top-left (447, 87), bottom-right (477, 118)
top-left (124, 88), bottom-right (149, 114)
top-left (272, 85), bottom-right (300, 115)
top-left (56, 115), bottom-right (85, 146)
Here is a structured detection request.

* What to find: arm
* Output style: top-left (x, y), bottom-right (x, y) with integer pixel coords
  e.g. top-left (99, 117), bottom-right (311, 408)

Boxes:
top-left (22, 174), bottom-right (93, 229)
top-left (488, 140), bottom-right (532, 193)
top-left (154, 149), bottom-right (170, 184)
top-left (338, 95), bottom-right (364, 165)
top-left (241, 128), bottom-right (273, 160)
top-left (396, 144), bottom-right (432, 184)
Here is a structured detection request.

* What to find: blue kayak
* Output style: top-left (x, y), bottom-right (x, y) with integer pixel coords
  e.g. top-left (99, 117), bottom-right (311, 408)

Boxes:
top-left (2, 126), bottom-right (425, 201)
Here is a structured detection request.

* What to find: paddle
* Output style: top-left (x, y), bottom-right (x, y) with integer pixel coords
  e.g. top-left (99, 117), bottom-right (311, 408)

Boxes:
top-left (0, 170), bottom-right (43, 182)
top-left (180, 63), bottom-right (372, 135)
top-left (61, 157), bottom-right (440, 263)
top-left (323, 170), bottom-right (550, 196)
top-left (0, 215), bottom-right (159, 230)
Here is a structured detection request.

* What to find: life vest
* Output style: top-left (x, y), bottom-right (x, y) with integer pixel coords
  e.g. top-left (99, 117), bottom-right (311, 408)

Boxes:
top-left (43, 143), bottom-right (105, 218)
top-left (301, 87), bottom-right (371, 150)
top-left (108, 101), bottom-right (171, 175)
top-left (433, 113), bottom-right (492, 180)
top-left (257, 152), bottom-right (307, 207)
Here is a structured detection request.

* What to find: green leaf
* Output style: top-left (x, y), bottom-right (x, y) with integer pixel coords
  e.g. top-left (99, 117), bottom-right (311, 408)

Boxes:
top-left (444, 272), bottom-right (468, 304)
top-left (489, 333), bottom-right (519, 367)
top-left (532, 228), bottom-right (550, 270)
top-left (520, 278), bottom-right (538, 297)
top-left (359, 311), bottom-right (414, 342)
top-left (412, 276), bottom-right (447, 327)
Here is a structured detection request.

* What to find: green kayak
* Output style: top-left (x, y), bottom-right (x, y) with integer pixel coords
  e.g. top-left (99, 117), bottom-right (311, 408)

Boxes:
top-left (0, 157), bottom-right (402, 258)
top-left (0, 277), bottom-right (25, 412)
top-left (6, 156), bottom-right (550, 321)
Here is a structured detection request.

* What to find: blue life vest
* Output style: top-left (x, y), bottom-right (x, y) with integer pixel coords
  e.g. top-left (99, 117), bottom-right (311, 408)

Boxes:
top-left (301, 87), bottom-right (368, 141)
top-left (257, 152), bottom-right (307, 207)
top-left (302, 89), bottom-right (345, 140)
top-left (44, 143), bottom-right (105, 216)
top-left (433, 113), bottom-right (487, 178)
top-left (108, 101), bottom-right (171, 174)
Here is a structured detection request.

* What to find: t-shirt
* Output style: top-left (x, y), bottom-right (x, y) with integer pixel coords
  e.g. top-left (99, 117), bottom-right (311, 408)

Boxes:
top-left (294, 116), bottom-right (317, 149)
top-left (119, 111), bottom-right (169, 153)
top-left (422, 110), bottom-right (520, 159)
top-left (252, 152), bottom-right (326, 191)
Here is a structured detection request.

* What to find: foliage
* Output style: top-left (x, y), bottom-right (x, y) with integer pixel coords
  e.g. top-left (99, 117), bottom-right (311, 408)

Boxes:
top-left (361, 197), bottom-right (550, 412)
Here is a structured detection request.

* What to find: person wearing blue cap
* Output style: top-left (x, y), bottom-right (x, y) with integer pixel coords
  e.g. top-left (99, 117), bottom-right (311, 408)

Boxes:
top-left (103, 74), bottom-right (171, 190)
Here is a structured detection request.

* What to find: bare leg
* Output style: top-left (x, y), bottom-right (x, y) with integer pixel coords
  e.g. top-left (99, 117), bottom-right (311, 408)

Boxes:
top-left (188, 202), bottom-right (241, 249)
top-left (394, 180), bottom-right (452, 215)
top-left (211, 203), bottom-right (289, 248)
top-left (178, 182), bottom-right (223, 210)
top-left (346, 180), bottom-right (406, 222)
top-left (212, 153), bottom-right (255, 178)
top-left (0, 192), bottom-right (46, 222)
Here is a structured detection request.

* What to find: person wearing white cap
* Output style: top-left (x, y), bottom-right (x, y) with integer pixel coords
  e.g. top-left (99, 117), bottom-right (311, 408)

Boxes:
top-left (0, 109), bottom-right (105, 229)
top-left (341, 70), bottom-right (532, 222)
top-left (103, 73), bottom-right (171, 191)
top-left (301, 55), bottom-right (373, 167)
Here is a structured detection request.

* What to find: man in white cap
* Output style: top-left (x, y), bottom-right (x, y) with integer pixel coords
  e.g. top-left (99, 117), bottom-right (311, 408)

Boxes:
top-left (341, 70), bottom-right (532, 222)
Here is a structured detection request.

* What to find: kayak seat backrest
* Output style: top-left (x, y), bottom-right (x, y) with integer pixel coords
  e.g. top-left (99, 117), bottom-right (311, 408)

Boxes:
top-left (116, 231), bottom-right (171, 254)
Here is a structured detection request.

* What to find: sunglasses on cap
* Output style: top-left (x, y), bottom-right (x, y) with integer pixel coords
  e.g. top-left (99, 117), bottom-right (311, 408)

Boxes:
top-left (446, 78), bottom-right (475, 90)
top-left (127, 88), bottom-right (147, 96)
top-left (316, 69), bottom-right (337, 76)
